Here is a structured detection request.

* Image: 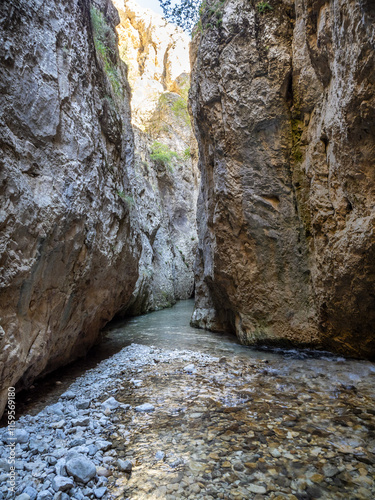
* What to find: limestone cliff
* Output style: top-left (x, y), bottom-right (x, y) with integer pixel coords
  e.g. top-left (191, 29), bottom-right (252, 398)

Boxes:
top-left (114, 0), bottom-right (199, 313)
top-left (0, 0), bottom-right (140, 414)
top-left (0, 0), bottom-right (198, 416)
top-left (190, 0), bottom-right (375, 358)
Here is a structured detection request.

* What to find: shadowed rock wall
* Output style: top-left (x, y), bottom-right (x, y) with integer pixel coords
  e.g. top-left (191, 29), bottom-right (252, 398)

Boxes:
top-left (0, 0), bottom-right (140, 414)
top-left (190, 0), bottom-right (375, 358)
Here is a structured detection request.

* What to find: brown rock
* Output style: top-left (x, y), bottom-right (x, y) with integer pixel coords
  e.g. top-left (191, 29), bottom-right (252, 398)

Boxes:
top-left (190, 0), bottom-right (375, 358)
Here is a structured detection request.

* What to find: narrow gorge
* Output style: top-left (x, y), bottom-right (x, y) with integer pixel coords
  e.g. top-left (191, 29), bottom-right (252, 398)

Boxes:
top-left (0, 0), bottom-right (374, 499)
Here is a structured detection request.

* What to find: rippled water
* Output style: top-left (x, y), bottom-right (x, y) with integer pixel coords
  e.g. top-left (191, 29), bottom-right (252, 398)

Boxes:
top-left (101, 301), bottom-right (375, 499)
top-left (13, 300), bottom-right (375, 499)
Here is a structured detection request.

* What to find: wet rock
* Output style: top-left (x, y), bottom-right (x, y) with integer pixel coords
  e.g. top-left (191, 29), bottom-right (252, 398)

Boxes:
top-left (248, 484), bottom-right (267, 494)
top-left (117, 459), bottom-right (132, 472)
top-left (322, 464), bottom-right (339, 478)
top-left (155, 451), bottom-right (165, 461)
top-left (135, 403), bottom-right (155, 412)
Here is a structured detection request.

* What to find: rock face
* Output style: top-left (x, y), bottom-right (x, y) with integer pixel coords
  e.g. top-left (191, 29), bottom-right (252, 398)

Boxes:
top-left (0, 0), bottom-right (198, 416)
top-left (0, 0), bottom-right (139, 415)
top-left (114, 0), bottom-right (199, 313)
top-left (190, 0), bottom-right (375, 358)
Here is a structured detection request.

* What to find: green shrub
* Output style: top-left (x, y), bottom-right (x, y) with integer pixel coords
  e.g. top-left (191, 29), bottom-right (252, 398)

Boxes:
top-left (183, 147), bottom-right (191, 159)
top-left (117, 191), bottom-right (134, 206)
top-left (90, 7), bottom-right (122, 97)
top-left (150, 142), bottom-right (179, 172)
top-left (171, 96), bottom-right (190, 126)
top-left (256, 1), bottom-right (273, 14)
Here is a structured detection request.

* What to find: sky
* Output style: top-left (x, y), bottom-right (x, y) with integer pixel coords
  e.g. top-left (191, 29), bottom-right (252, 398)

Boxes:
top-left (135, 0), bottom-right (165, 16)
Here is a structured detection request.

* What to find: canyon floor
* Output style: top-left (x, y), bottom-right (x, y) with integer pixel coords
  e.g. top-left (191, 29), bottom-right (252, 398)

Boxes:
top-left (1, 302), bottom-right (375, 500)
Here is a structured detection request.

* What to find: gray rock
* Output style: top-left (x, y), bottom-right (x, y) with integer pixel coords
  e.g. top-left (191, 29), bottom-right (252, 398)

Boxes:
top-left (52, 476), bottom-right (74, 492)
top-left (155, 451), bottom-right (165, 461)
top-left (117, 459), bottom-right (132, 472)
top-left (87, 445), bottom-right (97, 456)
top-left (15, 495), bottom-right (31, 500)
top-left (94, 487), bottom-right (107, 499)
top-left (70, 438), bottom-right (86, 448)
top-left (53, 493), bottom-right (69, 500)
top-left (76, 400), bottom-right (90, 410)
top-left (62, 391), bottom-right (76, 400)
top-left (29, 438), bottom-right (50, 454)
top-left (23, 487), bottom-right (38, 500)
top-left (71, 417), bottom-right (90, 427)
top-left (66, 455), bottom-right (96, 483)
top-left (37, 492), bottom-right (53, 500)
top-left (0, 459), bottom-right (11, 471)
top-left (55, 458), bottom-right (67, 476)
top-left (183, 364), bottom-right (195, 373)
top-left (4, 429), bottom-right (30, 444)
top-left (50, 420), bottom-right (65, 430)
top-left (135, 403), bottom-right (154, 412)
top-left (101, 397), bottom-right (119, 411)
top-left (322, 464), bottom-right (339, 477)
top-left (96, 441), bottom-right (111, 452)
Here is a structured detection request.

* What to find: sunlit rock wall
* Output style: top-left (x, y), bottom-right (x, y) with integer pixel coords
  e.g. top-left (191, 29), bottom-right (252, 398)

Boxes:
top-left (114, 0), bottom-right (199, 313)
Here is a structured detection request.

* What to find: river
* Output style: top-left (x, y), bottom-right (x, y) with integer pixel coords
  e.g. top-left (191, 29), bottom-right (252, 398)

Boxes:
top-left (2, 300), bottom-right (375, 499)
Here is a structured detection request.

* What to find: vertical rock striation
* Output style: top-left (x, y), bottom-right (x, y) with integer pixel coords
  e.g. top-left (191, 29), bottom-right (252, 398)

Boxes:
top-left (0, 0), bottom-right (139, 414)
top-left (190, 0), bottom-right (375, 358)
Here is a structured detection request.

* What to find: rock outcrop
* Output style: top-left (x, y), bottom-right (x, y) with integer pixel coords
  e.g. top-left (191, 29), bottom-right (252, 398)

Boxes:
top-left (114, 0), bottom-right (199, 313)
top-left (0, 0), bottom-right (198, 416)
top-left (0, 0), bottom-right (138, 415)
top-left (190, 0), bottom-right (375, 358)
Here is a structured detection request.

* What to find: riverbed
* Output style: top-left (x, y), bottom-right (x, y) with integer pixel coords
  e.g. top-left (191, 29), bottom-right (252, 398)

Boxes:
top-left (1, 300), bottom-right (375, 499)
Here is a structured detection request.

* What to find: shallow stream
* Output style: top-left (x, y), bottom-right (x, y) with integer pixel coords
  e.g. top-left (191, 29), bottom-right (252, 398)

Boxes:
top-left (7, 300), bottom-right (375, 499)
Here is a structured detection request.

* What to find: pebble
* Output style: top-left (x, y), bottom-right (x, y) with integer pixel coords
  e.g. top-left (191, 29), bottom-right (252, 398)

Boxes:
top-left (101, 397), bottom-right (119, 410)
top-left (76, 400), bottom-right (90, 410)
top-left (248, 484), bottom-right (267, 494)
top-left (62, 391), bottom-right (76, 400)
top-left (65, 455), bottom-right (96, 483)
top-left (23, 487), bottom-right (37, 500)
top-left (117, 459), bottom-right (132, 472)
top-left (93, 487), bottom-right (107, 499)
top-left (52, 476), bottom-right (74, 492)
top-left (71, 417), bottom-right (90, 427)
top-left (135, 403), bottom-right (155, 412)
top-left (184, 364), bottom-right (195, 373)
top-left (3, 342), bottom-right (375, 500)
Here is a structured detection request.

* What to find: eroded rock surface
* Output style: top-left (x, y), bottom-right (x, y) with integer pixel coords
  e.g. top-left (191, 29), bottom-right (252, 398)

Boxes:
top-left (0, 0), bottom-right (139, 414)
top-left (114, 0), bottom-right (199, 314)
top-left (190, 0), bottom-right (375, 358)
top-left (0, 0), bottom-right (199, 416)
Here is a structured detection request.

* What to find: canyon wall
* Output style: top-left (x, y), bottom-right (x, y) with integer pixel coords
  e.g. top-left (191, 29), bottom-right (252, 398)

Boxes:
top-left (0, 0), bottom-right (139, 414)
top-left (190, 0), bottom-right (375, 358)
top-left (114, 0), bottom-right (199, 314)
top-left (0, 0), bottom-right (197, 415)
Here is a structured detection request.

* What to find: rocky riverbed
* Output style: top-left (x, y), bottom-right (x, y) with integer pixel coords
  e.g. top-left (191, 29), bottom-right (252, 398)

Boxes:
top-left (1, 333), bottom-right (375, 500)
